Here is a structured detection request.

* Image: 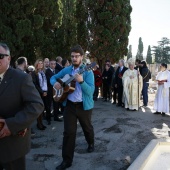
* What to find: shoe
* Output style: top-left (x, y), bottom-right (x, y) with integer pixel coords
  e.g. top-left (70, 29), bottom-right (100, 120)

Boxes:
top-left (47, 121), bottom-right (51, 125)
top-left (37, 124), bottom-right (45, 130)
top-left (162, 112), bottom-right (165, 116)
top-left (116, 104), bottom-right (121, 107)
top-left (112, 102), bottom-right (116, 104)
top-left (56, 161), bottom-right (72, 170)
top-left (153, 111), bottom-right (161, 114)
top-left (103, 99), bottom-right (107, 102)
top-left (31, 129), bottom-right (36, 136)
top-left (54, 117), bottom-right (63, 122)
top-left (42, 124), bottom-right (47, 129)
top-left (87, 144), bottom-right (94, 153)
top-left (126, 108), bottom-right (129, 111)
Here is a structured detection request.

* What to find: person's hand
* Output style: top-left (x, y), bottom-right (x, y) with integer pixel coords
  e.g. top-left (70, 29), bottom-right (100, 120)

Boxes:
top-left (43, 92), bottom-right (47, 96)
top-left (54, 82), bottom-right (61, 90)
top-left (75, 74), bottom-right (83, 83)
top-left (115, 84), bottom-right (117, 88)
top-left (130, 75), bottom-right (134, 79)
top-left (0, 119), bottom-right (11, 138)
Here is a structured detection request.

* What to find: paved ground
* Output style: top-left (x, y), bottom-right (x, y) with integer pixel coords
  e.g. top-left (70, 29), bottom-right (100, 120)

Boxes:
top-left (26, 92), bottom-right (170, 170)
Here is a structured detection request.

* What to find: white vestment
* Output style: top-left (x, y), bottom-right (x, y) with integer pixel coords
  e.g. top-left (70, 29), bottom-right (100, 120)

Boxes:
top-left (122, 69), bottom-right (143, 110)
top-left (153, 70), bottom-right (170, 113)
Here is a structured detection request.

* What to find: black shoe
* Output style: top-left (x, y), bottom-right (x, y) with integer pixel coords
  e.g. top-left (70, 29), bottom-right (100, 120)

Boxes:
top-left (154, 111), bottom-right (161, 114)
top-left (42, 124), bottom-right (47, 129)
top-left (56, 161), bottom-right (72, 170)
top-left (47, 121), bottom-right (51, 125)
top-left (116, 104), bottom-right (121, 107)
top-left (54, 117), bottom-right (63, 122)
top-left (87, 144), bottom-right (94, 153)
top-left (162, 112), bottom-right (165, 116)
top-left (37, 124), bottom-right (45, 130)
top-left (112, 102), bottom-right (116, 104)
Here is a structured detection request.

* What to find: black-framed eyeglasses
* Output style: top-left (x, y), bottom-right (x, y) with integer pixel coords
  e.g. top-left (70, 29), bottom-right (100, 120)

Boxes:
top-left (71, 55), bottom-right (81, 59)
top-left (0, 53), bottom-right (9, 59)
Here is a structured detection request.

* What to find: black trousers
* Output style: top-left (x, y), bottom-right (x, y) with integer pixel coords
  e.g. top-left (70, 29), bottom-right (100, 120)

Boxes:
top-left (46, 94), bottom-right (61, 121)
top-left (0, 156), bottom-right (25, 170)
top-left (117, 85), bottom-right (123, 105)
top-left (103, 83), bottom-right (111, 100)
top-left (112, 87), bottom-right (118, 103)
top-left (62, 100), bottom-right (94, 164)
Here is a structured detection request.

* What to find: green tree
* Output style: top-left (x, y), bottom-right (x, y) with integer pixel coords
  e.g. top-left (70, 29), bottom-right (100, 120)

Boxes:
top-left (0, 0), bottom-right (63, 63)
top-left (136, 37), bottom-right (143, 60)
top-left (152, 37), bottom-right (170, 64)
top-left (146, 45), bottom-right (152, 64)
top-left (54, 0), bottom-right (77, 58)
top-left (87, 0), bottom-right (132, 68)
top-left (127, 45), bottom-right (132, 60)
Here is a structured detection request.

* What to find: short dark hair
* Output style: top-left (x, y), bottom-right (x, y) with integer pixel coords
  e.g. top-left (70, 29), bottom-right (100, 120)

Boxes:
top-left (0, 42), bottom-right (10, 55)
top-left (141, 60), bottom-right (147, 68)
top-left (62, 59), bottom-right (68, 67)
top-left (70, 45), bottom-right (84, 55)
top-left (105, 60), bottom-right (111, 63)
top-left (16, 57), bottom-right (27, 65)
top-left (135, 59), bottom-right (141, 64)
top-left (161, 63), bottom-right (167, 68)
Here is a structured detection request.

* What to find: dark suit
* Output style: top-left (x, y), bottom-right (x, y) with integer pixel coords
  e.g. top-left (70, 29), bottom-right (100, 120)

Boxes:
top-left (55, 63), bottom-right (63, 72)
top-left (45, 68), bottom-right (61, 121)
top-left (0, 68), bottom-right (44, 168)
top-left (115, 66), bottom-right (128, 105)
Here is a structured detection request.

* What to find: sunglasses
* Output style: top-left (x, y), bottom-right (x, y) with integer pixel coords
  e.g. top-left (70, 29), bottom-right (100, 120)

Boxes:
top-left (0, 53), bottom-right (9, 59)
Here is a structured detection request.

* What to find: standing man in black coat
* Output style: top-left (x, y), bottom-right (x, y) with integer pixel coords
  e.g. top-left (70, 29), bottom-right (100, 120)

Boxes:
top-left (0, 43), bottom-right (44, 170)
top-left (115, 59), bottom-right (128, 107)
top-left (45, 59), bottom-right (63, 124)
top-left (56, 56), bottom-right (63, 72)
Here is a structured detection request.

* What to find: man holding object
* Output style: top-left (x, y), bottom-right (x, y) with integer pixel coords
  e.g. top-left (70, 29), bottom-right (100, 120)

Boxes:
top-left (51, 45), bottom-right (95, 170)
top-left (0, 43), bottom-right (44, 170)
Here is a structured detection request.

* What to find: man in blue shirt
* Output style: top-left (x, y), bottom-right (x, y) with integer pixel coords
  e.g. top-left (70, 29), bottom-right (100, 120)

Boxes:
top-left (50, 45), bottom-right (95, 170)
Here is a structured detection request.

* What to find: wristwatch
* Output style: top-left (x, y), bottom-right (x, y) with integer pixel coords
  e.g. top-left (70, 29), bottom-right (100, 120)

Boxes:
top-left (79, 81), bottom-right (84, 84)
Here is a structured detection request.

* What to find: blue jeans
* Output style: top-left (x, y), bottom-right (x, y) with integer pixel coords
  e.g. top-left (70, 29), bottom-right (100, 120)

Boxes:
top-left (142, 82), bottom-right (149, 106)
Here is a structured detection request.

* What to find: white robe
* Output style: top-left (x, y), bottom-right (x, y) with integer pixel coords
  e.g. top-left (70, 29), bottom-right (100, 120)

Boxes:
top-left (122, 69), bottom-right (143, 110)
top-left (153, 70), bottom-right (170, 113)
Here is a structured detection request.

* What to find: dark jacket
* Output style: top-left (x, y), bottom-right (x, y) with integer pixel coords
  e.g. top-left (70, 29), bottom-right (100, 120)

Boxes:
top-left (55, 63), bottom-right (63, 72)
top-left (0, 68), bottom-right (44, 163)
top-left (115, 66), bottom-right (128, 86)
top-left (31, 71), bottom-right (47, 95)
top-left (141, 67), bottom-right (151, 82)
top-left (102, 69), bottom-right (113, 85)
top-left (45, 68), bottom-right (55, 96)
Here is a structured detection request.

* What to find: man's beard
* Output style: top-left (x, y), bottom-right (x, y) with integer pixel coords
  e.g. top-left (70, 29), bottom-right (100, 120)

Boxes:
top-left (73, 61), bottom-right (82, 68)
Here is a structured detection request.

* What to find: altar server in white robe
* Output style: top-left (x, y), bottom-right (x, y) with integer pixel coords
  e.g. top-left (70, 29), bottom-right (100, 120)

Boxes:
top-left (122, 58), bottom-right (143, 111)
top-left (153, 63), bottom-right (170, 116)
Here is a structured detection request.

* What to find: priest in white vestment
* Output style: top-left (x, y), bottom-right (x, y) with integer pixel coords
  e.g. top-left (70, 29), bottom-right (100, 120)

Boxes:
top-left (122, 58), bottom-right (143, 110)
top-left (153, 63), bottom-right (170, 116)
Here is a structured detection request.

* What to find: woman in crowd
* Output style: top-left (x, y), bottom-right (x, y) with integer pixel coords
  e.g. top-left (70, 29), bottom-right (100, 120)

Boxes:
top-left (31, 59), bottom-right (48, 130)
top-left (102, 64), bottom-right (113, 101)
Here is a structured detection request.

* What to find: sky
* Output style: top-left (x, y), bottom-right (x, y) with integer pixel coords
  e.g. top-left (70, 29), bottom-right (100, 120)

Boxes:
top-left (128, 0), bottom-right (170, 57)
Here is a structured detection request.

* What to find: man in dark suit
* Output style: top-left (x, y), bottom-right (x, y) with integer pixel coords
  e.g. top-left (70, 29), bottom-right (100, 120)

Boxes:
top-left (115, 59), bottom-right (128, 107)
top-left (0, 43), bottom-right (44, 170)
top-left (45, 59), bottom-right (62, 124)
top-left (56, 56), bottom-right (63, 72)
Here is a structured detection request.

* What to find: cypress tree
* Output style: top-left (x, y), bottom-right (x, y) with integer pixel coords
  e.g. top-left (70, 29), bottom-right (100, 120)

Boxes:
top-left (136, 37), bottom-right (143, 60)
top-left (127, 45), bottom-right (132, 60)
top-left (146, 45), bottom-right (152, 64)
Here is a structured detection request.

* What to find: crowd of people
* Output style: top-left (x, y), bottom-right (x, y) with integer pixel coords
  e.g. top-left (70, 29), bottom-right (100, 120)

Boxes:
top-left (0, 42), bottom-right (170, 170)
top-left (93, 58), bottom-right (170, 115)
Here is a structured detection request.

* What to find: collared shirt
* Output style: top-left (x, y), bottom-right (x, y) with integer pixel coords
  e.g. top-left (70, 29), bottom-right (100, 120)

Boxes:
top-left (67, 67), bottom-right (82, 102)
top-left (50, 68), bottom-right (55, 74)
top-left (0, 66), bottom-right (9, 82)
top-left (120, 66), bottom-right (124, 72)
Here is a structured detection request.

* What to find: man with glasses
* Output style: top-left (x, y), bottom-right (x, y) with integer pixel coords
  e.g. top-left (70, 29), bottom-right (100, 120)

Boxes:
top-left (0, 43), bottom-right (44, 170)
top-left (51, 45), bottom-right (95, 170)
